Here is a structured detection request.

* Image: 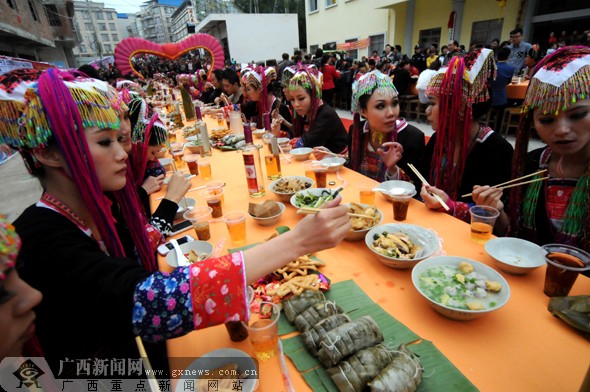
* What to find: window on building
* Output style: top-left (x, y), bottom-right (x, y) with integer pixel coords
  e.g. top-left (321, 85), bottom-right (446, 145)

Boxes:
top-left (83, 12), bottom-right (90, 20)
top-left (95, 11), bottom-right (103, 20)
top-left (309, 0), bottom-right (318, 12)
top-left (104, 44), bottom-right (112, 53)
top-left (107, 12), bottom-right (113, 20)
top-left (418, 27), bottom-right (441, 50)
top-left (112, 33), bottom-right (118, 41)
top-left (325, 0), bottom-right (337, 7)
top-left (323, 41), bottom-right (337, 50)
top-left (28, 0), bottom-right (39, 21)
top-left (109, 23), bottom-right (116, 30)
top-left (369, 34), bottom-right (385, 58)
top-left (7, 0), bottom-right (17, 10)
top-left (43, 4), bottom-right (62, 26)
top-left (101, 33), bottom-right (109, 41)
top-left (80, 45), bottom-right (87, 53)
top-left (470, 19), bottom-right (503, 48)
top-left (310, 44), bottom-right (319, 54)
top-left (85, 23), bottom-right (92, 30)
top-left (344, 38), bottom-right (358, 60)
top-left (98, 23), bottom-right (106, 31)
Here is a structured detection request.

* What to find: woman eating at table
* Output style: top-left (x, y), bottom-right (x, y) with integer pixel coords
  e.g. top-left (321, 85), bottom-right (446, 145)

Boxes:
top-left (288, 66), bottom-right (348, 154)
top-left (240, 66), bottom-right (292, 134)
top-left (347, 70), bottom-right (425, 184)
top-left (420, 48), bottom-right (514, 222)
top-left (481, 46), bottom-right (590, 255)
top-left (0, 68), bottom-right (350, 376)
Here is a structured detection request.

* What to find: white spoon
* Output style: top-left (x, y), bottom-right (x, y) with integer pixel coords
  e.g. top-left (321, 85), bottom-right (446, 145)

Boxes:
top-left (170, 238), bottom-right (189, 267)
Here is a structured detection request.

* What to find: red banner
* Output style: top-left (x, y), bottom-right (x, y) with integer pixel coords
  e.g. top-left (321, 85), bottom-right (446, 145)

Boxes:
top-left (336, 37), bottom-right (370, 51)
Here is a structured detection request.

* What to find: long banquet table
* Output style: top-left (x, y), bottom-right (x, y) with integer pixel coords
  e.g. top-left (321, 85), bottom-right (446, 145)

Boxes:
top-left (153, 119), bottom-right (590, 392)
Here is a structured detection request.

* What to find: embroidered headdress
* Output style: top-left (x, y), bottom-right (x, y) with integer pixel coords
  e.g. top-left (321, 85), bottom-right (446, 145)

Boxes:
top-left (240, 66), bottom-right (278, 126)
top-left (0, 215), bottom-right (20, 277)
top-left (425, 48), bottom-right (497, 200)
top-left (288, 65), bottom-right (324, 137)
top-left (281, 66), bottom-right (296, 88)
top-left (509, 46), bottom-right (590, 251)
top-left (0, 68), bottom-right (157, 272)
top-left (116, 79), bottom-right (142, 104)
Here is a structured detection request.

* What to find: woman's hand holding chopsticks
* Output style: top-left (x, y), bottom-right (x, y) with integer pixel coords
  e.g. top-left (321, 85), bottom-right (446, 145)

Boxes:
top-left (420, 185), bottom-right (451, 211)
top-left (471, 185), bottom-right (504, 211)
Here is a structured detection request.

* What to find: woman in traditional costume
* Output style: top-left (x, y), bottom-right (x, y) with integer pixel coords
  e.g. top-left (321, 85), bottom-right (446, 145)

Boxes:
top-left (347, 70), bottom-right (425, 183)
top-left (0, 68), bottom-right (350, 375)
top-left (420, 48), bottom-right (514, 222)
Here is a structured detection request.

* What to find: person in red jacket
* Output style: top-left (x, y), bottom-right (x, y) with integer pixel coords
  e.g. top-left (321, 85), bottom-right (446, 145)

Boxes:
top-left (320, 54), bottom-right (340, 106)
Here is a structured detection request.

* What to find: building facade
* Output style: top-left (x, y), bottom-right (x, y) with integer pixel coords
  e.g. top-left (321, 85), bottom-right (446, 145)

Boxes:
top-left (71, 1), bottom-right (128, 65)
top-left (132, 0), bottom-right (181, 44)
top-left (0, 0), bottom-right (77, 66)
top-left (305, 0), bottom-right (588, 60)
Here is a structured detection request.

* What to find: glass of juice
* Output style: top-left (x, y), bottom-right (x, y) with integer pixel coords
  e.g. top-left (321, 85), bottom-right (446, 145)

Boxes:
top-left (183, 206), bottom-right (212, 241)
top-left (355, 181), bottom-right (376, 205)
top-left (313, 165), bottom-right (328, 188)
top-left (242, 301), bottom-right (280, 360)
top-left (182, 154), bottom-right (199, 176)
top-left (469, 206), bottom-right (499, 244)
top-left (302, 160), bottom-right (316, 183)
top-left (199, 189), bottom-right (224, 218)
top-left (264, 154), bottom-right (282, 180)
top-left (223, 211), bottom-right (247, 244)
top-left (198, 158), bottom-right (212, 180)
top-left (206, 181), bottom-right (225, 203)
top-left (171, 150), bottom-right (184, 166)
top-left (542, 244), bottom-right (590, 297)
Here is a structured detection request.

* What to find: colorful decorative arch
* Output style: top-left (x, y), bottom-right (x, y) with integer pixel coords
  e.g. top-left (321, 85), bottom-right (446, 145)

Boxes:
top-left (114, 34), bottom-right (225, 80)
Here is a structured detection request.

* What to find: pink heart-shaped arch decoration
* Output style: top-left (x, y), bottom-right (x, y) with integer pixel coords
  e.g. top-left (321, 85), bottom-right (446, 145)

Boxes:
top-left (114, 34), bottom-right (225, 80)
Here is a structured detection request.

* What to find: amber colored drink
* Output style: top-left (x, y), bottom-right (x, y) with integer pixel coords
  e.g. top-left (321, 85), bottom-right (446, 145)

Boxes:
top-left (226, 220), bottom-right (246, 244)
top-left (544, 252), bottom-right (585, 297)
top-left (207, 198), bottom-right (223, 218)
top-left (360, 190), bottom-right (376, 205)
top-left (470, 222), bottom-right (493, 244)
top-left (314, 169), bottom-right (327, 188)
top-left (249, 319), bottom-right (279, 360)
top-left (172, 151), bottom-right (184, 166)
top-left (305, 170), bottom-right (315, 181)
top-left (185, 160), bottom-right (199, 176)
top-left (392, 199), bottom-right (410, 221)
top-left (199, 163), bottom-right (211, 180)
top-left (168, 132), bottom-right (177, 144)
top-left (193, 221), bottom-right (211, 241)
top-left (264, 155), bottom-right (282, 180)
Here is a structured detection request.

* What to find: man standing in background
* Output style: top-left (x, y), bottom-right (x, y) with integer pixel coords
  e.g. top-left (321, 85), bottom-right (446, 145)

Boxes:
top-left (507, 28), bottom-right (532, 72)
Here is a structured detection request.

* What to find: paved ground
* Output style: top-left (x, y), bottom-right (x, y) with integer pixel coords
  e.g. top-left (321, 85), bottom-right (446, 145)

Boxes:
top-left (0, 153), bottom-right (43, 222)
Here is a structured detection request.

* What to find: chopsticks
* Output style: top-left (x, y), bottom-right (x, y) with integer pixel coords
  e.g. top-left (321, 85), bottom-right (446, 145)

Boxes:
top-left (461, 169), bottom-right (549, 198)
top-left (297, 207), bottom-right (378, 220)
top-left (406, 163), bottom-right (450, 211)
top-left (313, 148), bottom-right (347, 159)
top-left (135, 336), bottom-right (161, 392)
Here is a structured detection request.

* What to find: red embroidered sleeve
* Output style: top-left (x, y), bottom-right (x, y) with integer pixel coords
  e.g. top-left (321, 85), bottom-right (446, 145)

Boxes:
top-left (443, 199), bottom-right (471, 223)
top-left (188, 251), bottom-right (248, 330)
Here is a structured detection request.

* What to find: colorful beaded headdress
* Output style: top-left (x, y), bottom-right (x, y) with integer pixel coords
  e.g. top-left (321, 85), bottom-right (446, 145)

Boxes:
top-left (509, 46), bottom-right (590, 251)
top-left (0, 215), bottom-right (20, 277)
top-left (281, 66), bottom-right (297, 88)
top-left (127, 97), bottom-right (167, 146)
top-left (116, 80), bottom-right (142, 104)
top-left (0, 68), bottom-right (125, 150)
top-left (351, 70), bottom-right (398, 113)
top-left (240, 66), bottom-right (277, 91)
top-left (288, 65), bottom-right (323, 97)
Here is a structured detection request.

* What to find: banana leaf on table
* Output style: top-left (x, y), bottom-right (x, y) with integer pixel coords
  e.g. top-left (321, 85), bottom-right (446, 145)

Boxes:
top-left (548, 295), bottom-right (590, 339)
top-left (281, 280), bottom-right (478, 392)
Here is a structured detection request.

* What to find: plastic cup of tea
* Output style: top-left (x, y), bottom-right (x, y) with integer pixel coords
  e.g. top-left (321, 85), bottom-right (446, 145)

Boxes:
top-left (184, 206), bottom-right (212, 241)
top-left (469, 206), bottom-right (499, 244)
top-left (170, 142), bottom-right (183, 152)
top-left (356, 181), bottom-right (376, 205)
top-left (302, 160), bottom-right (328, 188)
top-left (390, 188), bottom-right (417, 221)
top-left (206, 180), bottom-right (225, 203)
top-left (199, 189), bottom-right (224, 218)
top-left (171, 150), bottom-right (185, 166)
top-left (242, 301), bottom-right (280, 360)
top-left (198, 158), bottom-right (212, 180)
top-left (223, 211), bottom-right (247, 244)
top-left (182, 154), bottom-right (199, 176)
top-left (542, 244), bottom-right (590, 297)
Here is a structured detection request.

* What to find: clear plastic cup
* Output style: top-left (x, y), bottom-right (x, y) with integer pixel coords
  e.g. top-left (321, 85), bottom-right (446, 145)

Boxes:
top-left (199, 189), bottom-right (224, 218)
top-left (182, 154), bottom-right (199, 176)
top-left (242, 301), bottom-right (280, 360)
top-left (542, 244), bottom-right (590, 297)
top-left (223, 211), bottom-right (247, 244)
top-left (198, 158), bottom-right (211, 180)
top-left (356, 181), bottom-right (376, 205)
top-left (469, 206), bottom-right (499, 244)
top-left (184, 206), bottom-right (212, 241)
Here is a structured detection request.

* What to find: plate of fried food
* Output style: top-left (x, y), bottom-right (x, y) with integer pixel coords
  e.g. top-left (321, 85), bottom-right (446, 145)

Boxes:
top-left (209, 127), bottom-right (232, 139)
top-left (344, 203), bottom-right (383, 241)
top-left (269, 176), bottom-right (314, 202)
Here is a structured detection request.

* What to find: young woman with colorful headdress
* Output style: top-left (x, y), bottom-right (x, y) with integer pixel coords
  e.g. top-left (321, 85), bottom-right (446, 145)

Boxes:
top-left (0, 68), bottom-right (350, 374)
top-left (485, 46), bottom-right (590, 255)
top-left (240, 65), bottom-right (292, 135)
top-left (348, 70), bottom-right (425, 183)
top-left (420, 48), bottom-right (514, 222)
top-left (288, 65), bottom-right (348, 153)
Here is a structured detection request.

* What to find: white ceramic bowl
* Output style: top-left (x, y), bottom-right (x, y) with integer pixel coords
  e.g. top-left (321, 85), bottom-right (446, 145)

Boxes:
top-left (174, 348), bottom-right (258, 392)
top-left (174, 197), bottom-right (196, 220)
top-left (344, 203), bottom-right (383, 241)
top-left (290, 147), bottom-right (313, 161)
top-left (365, 223), bottom-right (439, 269)
top-left (159, 157), bottom-right (173, 170)
top-left (411, 256), bottom-right (511, 321)
top-left (485, 237), bottom-right (546, 275)
top-left (290, 188), bottom-right (337, 209)
top-left (321, 157), bottom-right (346, 172)
top-left (249, 202), bottom-right (286, 226)
top-left (377, 180), bottom-right (416, 202)
top-left (277, 137), bottom-right (290, 145)
top-left (252, 129), bottom-right (265, 139)
top-left (165, 240), bottom-right (214, 268)
top-left (268, 176), bottom-right (314, 202)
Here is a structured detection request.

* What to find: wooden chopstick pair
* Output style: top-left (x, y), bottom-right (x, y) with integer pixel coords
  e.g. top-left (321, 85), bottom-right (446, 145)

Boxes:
top-left (297, 207), bottom-right (378, 220)
top-left (314, 149), bottom-right (347, 159)
top-left (406, 163), bottom-right (451, 211)
top-left (135, 336), bottom-right (161, 392)
top-left (461, 169), bottom-right (549, 198)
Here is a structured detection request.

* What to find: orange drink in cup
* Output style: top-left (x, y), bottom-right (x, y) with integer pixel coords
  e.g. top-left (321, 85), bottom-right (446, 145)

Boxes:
top-left (199, 189), bottom-right (224, 218)
top-left (184, 206), bottom-right (212, 241)
top-left (242, 301), bottom-right (280, 360)
top-left (172, 150), bottom-right (184, 166)
top-left (356, 181), bottom-right (376, 205)
top-left (206, 181), bottom-right (225, 203)
top-left (223, 211), bottom-right (247, 244)
top-left (469, 206), bottom-right (499, 244)
top-left (198, 158), bottom-right (211, 180)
